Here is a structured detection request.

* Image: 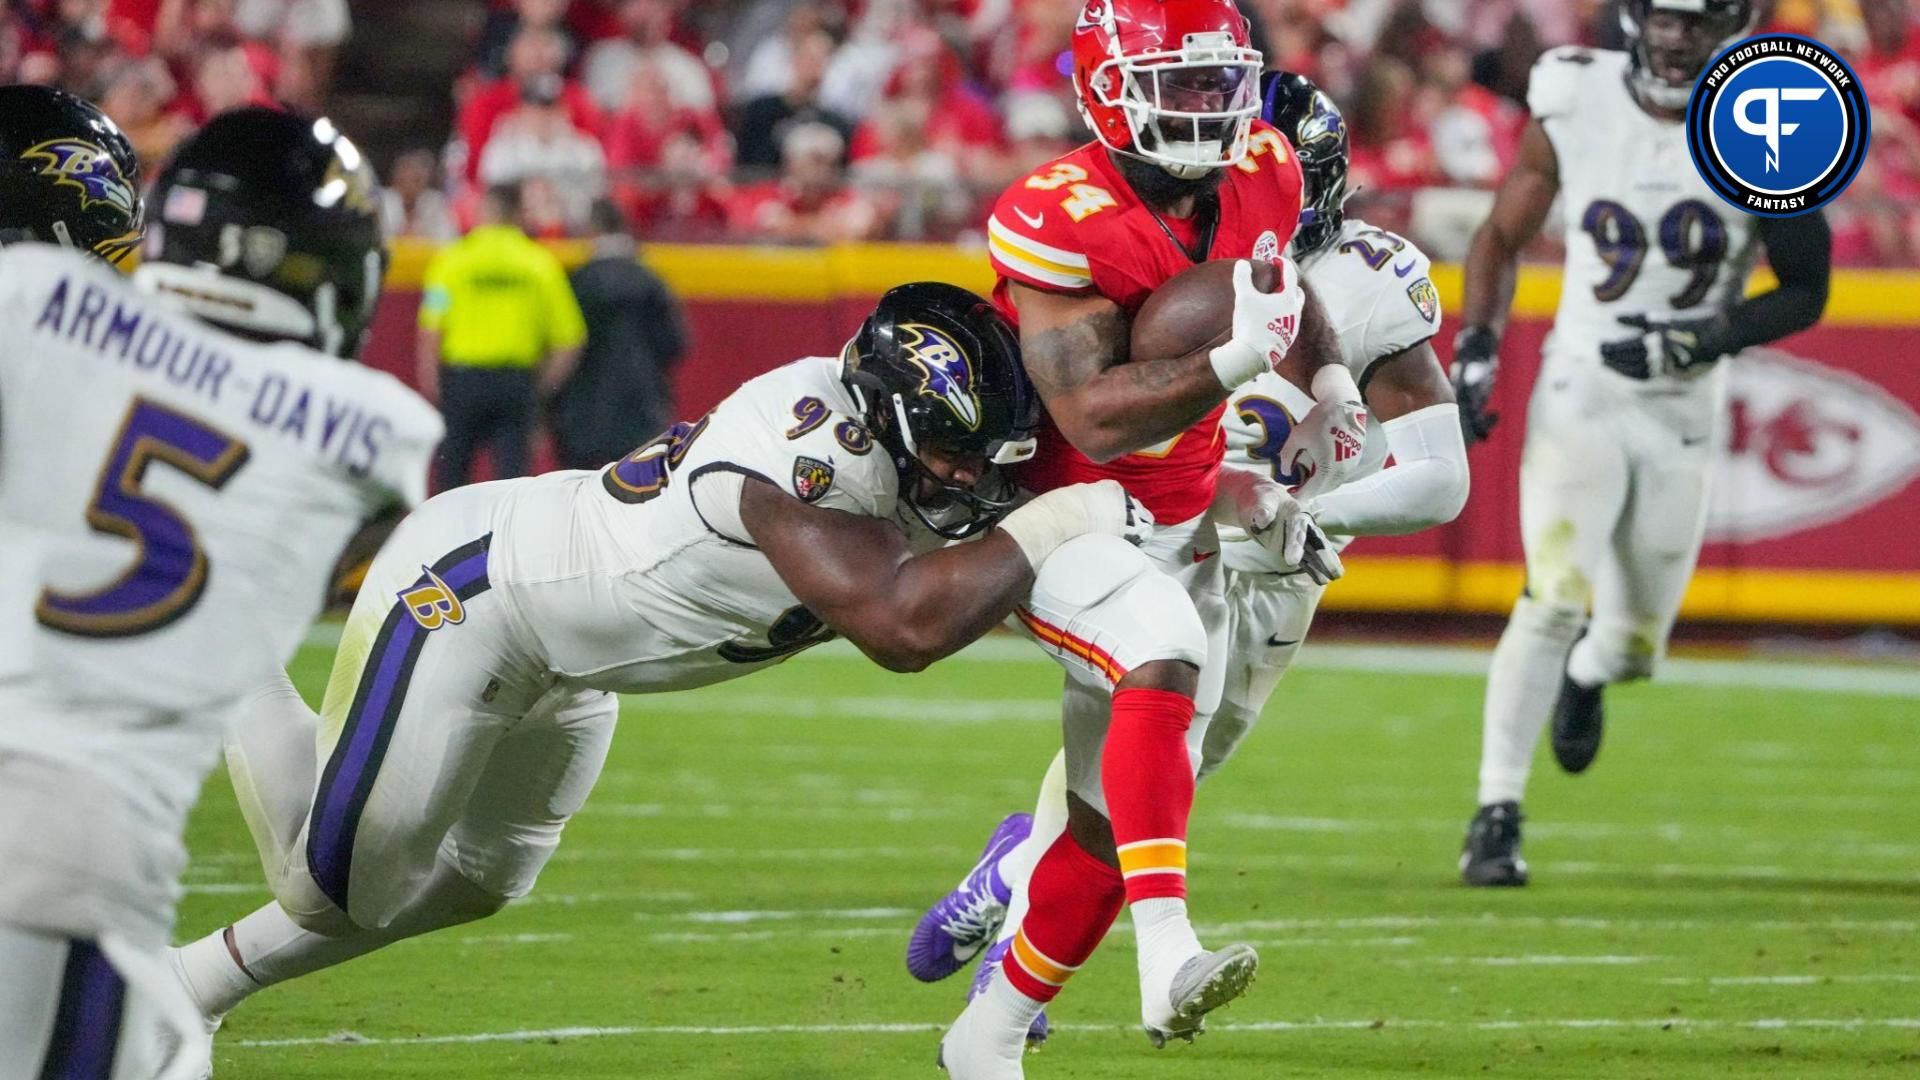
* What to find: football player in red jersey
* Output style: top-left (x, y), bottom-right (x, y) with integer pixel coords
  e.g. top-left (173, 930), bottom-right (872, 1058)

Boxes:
top-left (929, 3), bottom-right (1372, 1075)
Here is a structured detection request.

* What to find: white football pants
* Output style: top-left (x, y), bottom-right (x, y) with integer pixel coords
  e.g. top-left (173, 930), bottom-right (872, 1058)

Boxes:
top-left (1477, 363), bottom-right (1724, 805)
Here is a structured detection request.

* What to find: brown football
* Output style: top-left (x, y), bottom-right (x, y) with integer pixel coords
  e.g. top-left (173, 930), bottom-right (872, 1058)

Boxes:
top-left (1129, 258), bottom-right (1308, 388)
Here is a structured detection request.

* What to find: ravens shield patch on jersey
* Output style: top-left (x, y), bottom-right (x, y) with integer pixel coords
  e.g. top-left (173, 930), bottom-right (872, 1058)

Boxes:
top-left (793, 455), bottom-right (836, 503)
top-left (1407, 278), bottom-right (1439, 324)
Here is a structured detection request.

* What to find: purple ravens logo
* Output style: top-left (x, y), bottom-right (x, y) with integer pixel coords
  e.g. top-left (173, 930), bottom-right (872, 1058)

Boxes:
top-left (897, 322), bottom-right (981, 431)
top-left (1296, 96), bottom-right (1345, 150)
top-left (22, 139), bottom-right (137, 219)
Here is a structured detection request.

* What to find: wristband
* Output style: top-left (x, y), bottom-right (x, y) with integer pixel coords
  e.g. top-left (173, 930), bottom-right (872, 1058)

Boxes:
top-left (1310, 362), bottom-right (1361, 404)
top-left (1208, 339), bottom-right (1268, 390)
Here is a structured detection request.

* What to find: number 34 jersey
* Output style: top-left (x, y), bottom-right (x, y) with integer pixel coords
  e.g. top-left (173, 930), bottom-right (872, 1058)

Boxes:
top-left (1531, 47), bottom-right (1760, 387)
top-left (0, 248), bottom-right (441, 781)
top-left (485, 356), bottom-right (898, 694)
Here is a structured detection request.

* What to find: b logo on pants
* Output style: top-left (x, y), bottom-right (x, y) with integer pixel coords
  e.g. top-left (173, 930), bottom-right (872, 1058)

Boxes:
top-left (399, 566), bottom-right (465, 630)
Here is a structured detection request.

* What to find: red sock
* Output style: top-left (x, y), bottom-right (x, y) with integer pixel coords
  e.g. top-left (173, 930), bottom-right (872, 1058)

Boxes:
top-left (1103, 686), bottom-right (1196, 903)
top-left (1003, 832), bottom-right (1124, 1003)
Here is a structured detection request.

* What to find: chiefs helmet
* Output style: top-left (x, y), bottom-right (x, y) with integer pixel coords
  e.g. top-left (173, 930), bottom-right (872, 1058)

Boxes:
top-left (1072, 0), bottom-right (1264, 179)
top-left (0, 85), bottom-right (143, 264)
top-left (843, 282), bottom-right (1038, 539)
top-left (1621, 0), bottom-right (1753, 111)
top-left (136, 108), bottom-right (385, 359)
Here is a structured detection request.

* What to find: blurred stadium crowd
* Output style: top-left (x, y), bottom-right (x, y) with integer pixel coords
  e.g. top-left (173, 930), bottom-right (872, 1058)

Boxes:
top-left (5, 0), bottom-right (1920, 262)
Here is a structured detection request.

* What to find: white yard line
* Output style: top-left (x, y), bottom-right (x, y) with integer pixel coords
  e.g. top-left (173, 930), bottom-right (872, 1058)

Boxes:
top-left (1657, 974), bottom-right (1920, 986)
top-left (230, 1015), bottom-right (1920, 1049)
top-left (295, 628), bottom-right (1920, 698)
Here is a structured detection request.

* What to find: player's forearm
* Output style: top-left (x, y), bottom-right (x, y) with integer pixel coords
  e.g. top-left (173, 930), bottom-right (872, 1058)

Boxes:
top-left (1050, 358), bottom-right (1227, 463)
top-left (1311, 403), bottom-right (1469, 536)
top-left (1723, 210), bottom-right (1833, 353)
top-left (845, 534), bottom-right (1035, 672)
top-left (1460, 222), bottom-right (1523, 335)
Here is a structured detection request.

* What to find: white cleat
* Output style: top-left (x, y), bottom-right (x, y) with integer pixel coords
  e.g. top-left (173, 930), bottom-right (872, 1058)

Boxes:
top-left (156, 948), bottom-right (221, 1080)
top-left (937, 997), bottom-right (1027, 1079)
top-left (1142, 943), bottom-right (1259, 1048)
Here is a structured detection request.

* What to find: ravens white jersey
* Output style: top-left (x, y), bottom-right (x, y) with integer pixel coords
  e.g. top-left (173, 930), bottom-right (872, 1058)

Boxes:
top-left (487, 355), bottom-right (898, 694)
top-left (1530, 47), bottom-right (1761, 389)
top-left (0, 244), bottom-right (441, 814)
top-left (1221, 217), bottom-right (1443, 553)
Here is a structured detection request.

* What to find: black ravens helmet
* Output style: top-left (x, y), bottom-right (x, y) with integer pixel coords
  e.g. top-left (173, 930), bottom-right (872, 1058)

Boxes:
top-left (842, 282), bottom-right (1039, 539)
top-left (1260, 71), bottom-right (1349, 258)
top-left (0, 85), bottom-right (143, 263)
top-left (136, 108), bottom-right (383, 359)
top-left (1621, 0), bottom-right (1753, 111)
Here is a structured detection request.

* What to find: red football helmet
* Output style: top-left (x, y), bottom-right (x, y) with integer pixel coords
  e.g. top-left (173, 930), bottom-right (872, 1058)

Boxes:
top-left (1071, 0), bottom-right (1264, 178)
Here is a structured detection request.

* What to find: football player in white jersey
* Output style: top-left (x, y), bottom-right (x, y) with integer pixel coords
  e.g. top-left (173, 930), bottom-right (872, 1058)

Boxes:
top-left (0, 96), bottom-right (442, 1079)
top-left (162, 283), bottom-right (1155, 1068)
top-left (1451, 0), bottom-right (1832, 886)
top-left (905, 73), bottom-right (1470, 1047)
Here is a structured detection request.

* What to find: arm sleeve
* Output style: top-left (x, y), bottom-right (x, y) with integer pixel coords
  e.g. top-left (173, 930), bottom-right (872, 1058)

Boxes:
top-left (1310, 402), bottom-right (1470, 537)
top-left (542, 253), bottom-right (589, 353)
top-left (418, 252), bottom-right (452, 331)
top-left (1722, 210), bottom-right (1832, 353)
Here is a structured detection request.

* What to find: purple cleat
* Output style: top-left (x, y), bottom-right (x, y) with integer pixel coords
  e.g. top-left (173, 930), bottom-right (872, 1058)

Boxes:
top-left (906, 812), bottom-right (1031, 982)
top-left (971, 937), bottom-right (1050, 1049)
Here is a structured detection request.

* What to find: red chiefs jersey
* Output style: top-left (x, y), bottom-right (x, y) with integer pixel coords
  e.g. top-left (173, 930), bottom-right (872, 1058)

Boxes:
top-left (986, 120), bottom-right (1306, 523)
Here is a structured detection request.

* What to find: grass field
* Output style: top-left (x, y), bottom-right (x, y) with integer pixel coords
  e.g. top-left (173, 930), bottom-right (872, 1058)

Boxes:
top-left (180, 634), bottom-right (1920, 1079)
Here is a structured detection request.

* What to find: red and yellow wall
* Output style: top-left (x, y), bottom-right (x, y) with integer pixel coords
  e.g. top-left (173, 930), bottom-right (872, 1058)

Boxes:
top-left (369, 240), bottom-right (1920, 626)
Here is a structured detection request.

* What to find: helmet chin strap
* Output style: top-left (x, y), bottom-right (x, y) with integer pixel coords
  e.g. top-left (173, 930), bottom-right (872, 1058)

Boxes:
top-left (132, 262), bottom-right (333, 352)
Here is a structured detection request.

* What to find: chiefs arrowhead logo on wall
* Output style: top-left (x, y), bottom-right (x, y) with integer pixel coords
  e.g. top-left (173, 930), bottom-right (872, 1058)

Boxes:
top-left (1707, 349), bottom-right (1920, 542)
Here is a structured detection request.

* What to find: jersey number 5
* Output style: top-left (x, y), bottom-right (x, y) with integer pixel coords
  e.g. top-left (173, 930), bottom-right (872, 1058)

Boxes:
top-left (1583, 199), bottom-right (1728, 309)
top-left (36, 397), bottom-right (251, 638)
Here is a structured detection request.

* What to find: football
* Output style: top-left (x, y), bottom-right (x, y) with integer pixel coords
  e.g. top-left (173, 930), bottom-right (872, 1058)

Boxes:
top-left (1128, 258), bottom-right (1311, 388)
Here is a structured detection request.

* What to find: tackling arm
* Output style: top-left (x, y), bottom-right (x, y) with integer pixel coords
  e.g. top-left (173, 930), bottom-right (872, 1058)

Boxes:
top-left (741, 476), bottom-right (1144, 673)
top-left (1311, 342), bottom-right (1470, 536)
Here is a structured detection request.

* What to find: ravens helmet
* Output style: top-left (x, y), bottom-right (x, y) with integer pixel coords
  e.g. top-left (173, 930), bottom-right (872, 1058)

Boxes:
top-left (135, 108), bottom-right (384, 359)
top-left (0, 85), bottom-right (143, 263)
top-left (1621, 0), bottom-right (1753, 111)
top-left (842, 282), bottom-right (1039, 539)
top-left (1261, 72), bottom-right (1349, 258)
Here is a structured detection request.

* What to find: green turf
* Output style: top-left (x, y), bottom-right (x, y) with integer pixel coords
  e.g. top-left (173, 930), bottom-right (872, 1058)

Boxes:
top-left (182, 640), bottom-right (1920, 1078)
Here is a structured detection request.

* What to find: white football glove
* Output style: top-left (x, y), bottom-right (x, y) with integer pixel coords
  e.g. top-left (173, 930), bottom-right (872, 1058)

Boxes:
top-left (1208, 256), bottom-right (1306, 388)
top-left (998, 479), bottom-right (1154, 571)
top-left (1278, 366), bottom-right (1369, 501)
top-left (1221, 472), bottom-right (1344, 585)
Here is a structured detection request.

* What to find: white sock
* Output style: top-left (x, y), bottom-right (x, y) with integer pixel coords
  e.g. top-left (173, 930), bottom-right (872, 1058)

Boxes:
top-left (953, 966), bottom-right (1043, 1063)
top-left (1130, 896), bottom-right (1202, 1003)
top-left (173, 924), bottom-right (264, 1019)
top-left (993, 752), bottom-right (1069, 948)
top-left (1565, 635), bottom-right (1613, 689)
top-left (1477, 597), bottom-right (1585, 806)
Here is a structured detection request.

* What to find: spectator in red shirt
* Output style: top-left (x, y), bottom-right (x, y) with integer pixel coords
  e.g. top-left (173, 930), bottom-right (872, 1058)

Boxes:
top-left (624, 128), bottom-right (731, 238)
top-left (849, 28), bottom-right (1004, 182)
top-left (458, 23), bottom-right (602, 183)
top-left (473, 0), bottom-right (574, 81)
top-left (1347, 56), bottom-right (1445, 192)
top-left (100, 54), bottom-right (192, 168)
top-left (727, 120), bottom-right (884, 244)
top-left (194, 33), bottom-right (275, 117)
top-left (604, 54), bottom-right (731, 177)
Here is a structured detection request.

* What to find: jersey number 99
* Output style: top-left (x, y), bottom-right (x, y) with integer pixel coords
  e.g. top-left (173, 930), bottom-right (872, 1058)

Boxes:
top-left (36, 397), bottom-right (251, 638)
top-left (1582, 199), bottom-right (1728, 309)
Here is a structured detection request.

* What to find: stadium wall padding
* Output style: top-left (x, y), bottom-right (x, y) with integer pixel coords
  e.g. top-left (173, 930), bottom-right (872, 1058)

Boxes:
top-left (368, 240), bottom-right (1920, 625)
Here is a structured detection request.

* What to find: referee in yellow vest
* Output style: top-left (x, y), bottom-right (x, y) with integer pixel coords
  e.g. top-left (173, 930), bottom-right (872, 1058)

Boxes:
top-left (417, 183), bottom-right (586, 488)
